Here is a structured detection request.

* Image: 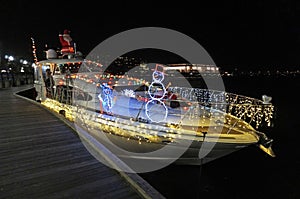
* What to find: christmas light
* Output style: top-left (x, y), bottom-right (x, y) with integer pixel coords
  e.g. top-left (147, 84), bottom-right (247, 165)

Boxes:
top-left (145, 65), bottom-right (168, 123)
top-left (31, 37), bottom-right (38, 64)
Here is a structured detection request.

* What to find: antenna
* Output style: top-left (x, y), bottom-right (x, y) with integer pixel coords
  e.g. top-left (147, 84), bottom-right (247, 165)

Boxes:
top-left (31, 37), bottom-right (38, 64)
top-left (74, 42), bottom-right (77, 54)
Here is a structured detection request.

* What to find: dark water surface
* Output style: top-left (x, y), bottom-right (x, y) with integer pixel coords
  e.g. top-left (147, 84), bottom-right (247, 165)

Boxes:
top-left (140, 76), bottom-right (300, 199)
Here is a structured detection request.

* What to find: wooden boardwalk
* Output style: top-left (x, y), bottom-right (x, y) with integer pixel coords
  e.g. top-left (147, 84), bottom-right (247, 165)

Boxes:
top-left (0, 85), bottom-right (165, 199)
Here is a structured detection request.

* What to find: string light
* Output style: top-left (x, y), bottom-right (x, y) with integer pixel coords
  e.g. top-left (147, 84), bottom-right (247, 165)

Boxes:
top-left (31, 37), bottom-right (38, 64)
top-left (39, 68), bottom-right (275, 148)
top-left (169, 87), bottom-right (274, 128)
top-left (146, 64), bottom-right (168, 123)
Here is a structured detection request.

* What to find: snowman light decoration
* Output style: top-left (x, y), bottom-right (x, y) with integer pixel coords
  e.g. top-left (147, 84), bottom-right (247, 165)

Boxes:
top-left (145, 64), bottom-right (168, 123)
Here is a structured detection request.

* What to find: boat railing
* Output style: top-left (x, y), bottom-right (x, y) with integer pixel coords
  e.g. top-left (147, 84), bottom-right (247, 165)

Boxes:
top-left (42, 80), bottom-right (275, 130)
top-left (168, 87), bottom-right (275, 129)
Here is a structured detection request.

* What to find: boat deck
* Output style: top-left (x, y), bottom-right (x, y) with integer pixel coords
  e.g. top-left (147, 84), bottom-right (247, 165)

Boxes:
top-left (0, 85), bottom-right (164, 199)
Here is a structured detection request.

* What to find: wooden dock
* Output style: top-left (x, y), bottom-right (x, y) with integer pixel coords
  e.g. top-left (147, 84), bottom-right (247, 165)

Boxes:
top-left (0, 85), bottom-right (165, 199)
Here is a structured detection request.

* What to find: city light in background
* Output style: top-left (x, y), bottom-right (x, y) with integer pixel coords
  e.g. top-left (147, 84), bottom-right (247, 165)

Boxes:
top-left (0, 53), bottom-right (34, 87)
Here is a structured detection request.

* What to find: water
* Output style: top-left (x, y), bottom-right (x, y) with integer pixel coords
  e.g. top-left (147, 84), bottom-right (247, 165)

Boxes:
top-left (140, 76), bottom-right (300, 199)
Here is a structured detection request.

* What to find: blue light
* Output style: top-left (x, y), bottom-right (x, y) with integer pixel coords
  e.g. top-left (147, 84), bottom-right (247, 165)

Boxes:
top-left (98, 84), bottom-right (113, 113)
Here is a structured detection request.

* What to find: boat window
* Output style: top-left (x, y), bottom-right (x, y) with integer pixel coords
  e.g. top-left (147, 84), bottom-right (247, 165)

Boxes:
top-left (73, 88), bottom-right (93, 101)
top-left (41, 64), bottom-right (51, 81)
top-left (58, 62), bottom-right (81, 74)
top-left (53, 66), bottom-right (61, 75)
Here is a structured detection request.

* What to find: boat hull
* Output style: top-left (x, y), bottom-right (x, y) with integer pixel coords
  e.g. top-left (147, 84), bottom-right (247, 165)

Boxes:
top-left (75, 119), bottom-right (254, 168)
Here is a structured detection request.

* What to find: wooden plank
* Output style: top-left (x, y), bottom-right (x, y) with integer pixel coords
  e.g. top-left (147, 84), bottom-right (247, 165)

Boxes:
top-left (0, 123), bottom-right (67, 136)
top-left (47, 177), bottom-right (142, 199)
top-left (0, 86), bottom-right (146, 199)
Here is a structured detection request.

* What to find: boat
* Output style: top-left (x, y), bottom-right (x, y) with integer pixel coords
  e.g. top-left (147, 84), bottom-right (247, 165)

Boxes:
top-left (32, 30), bottom-right (276, 172)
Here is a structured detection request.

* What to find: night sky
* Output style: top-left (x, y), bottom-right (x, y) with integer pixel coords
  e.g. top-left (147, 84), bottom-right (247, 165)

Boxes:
top-left (1, 0), bottom-right (300, 70)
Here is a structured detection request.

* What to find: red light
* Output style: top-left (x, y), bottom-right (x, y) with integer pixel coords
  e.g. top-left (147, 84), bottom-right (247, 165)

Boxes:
top-left (58, 80), bottom-right (64, 85)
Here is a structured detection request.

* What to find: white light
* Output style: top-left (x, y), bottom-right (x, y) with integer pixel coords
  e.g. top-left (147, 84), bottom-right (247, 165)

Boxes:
top-left (23, 60), bottom-right (28, 65)
top-left (8, 56), bottom-right (14, 61)
top-left (262, 95), bottom-right (272, 104)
